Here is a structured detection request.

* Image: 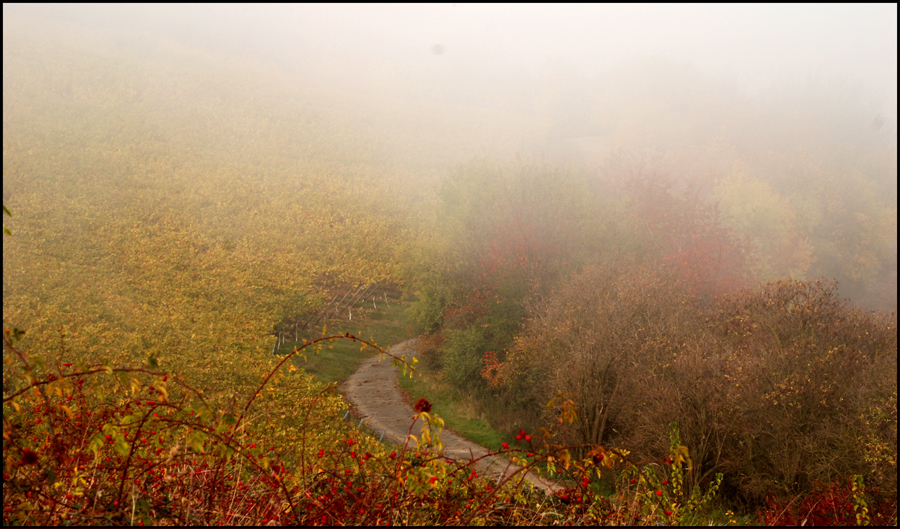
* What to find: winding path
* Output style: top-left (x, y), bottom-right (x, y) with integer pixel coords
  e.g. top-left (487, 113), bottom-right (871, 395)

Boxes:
top-left (339, 339), bottom-right (561, 494)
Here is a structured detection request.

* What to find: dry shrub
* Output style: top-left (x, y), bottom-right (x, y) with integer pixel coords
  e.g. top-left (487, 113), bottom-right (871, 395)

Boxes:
top-left (708, 279), bottom-right (897, 504)
top-left (630, 278), bottom-right (896, 506)
top-left (499, 257), bottom-right (706, 454)
top-left (502, 268), bottom-right (897, 508)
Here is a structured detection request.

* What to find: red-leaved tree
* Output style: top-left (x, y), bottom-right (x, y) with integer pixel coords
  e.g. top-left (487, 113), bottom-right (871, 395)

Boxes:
top-left (626, 171), bottom-right (751, 300)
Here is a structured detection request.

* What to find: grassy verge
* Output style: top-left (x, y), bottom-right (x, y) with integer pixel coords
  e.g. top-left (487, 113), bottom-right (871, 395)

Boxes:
top-left (397, 348), bottom-right (511, 454)
top-left (398, 363), bottom-right (583, 489)
top-left (275, 300), bottom-right (415, 386)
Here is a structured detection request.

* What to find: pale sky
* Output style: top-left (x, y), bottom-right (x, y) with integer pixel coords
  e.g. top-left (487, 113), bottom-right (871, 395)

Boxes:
top-left (6, 4), bottom-right (896, 114)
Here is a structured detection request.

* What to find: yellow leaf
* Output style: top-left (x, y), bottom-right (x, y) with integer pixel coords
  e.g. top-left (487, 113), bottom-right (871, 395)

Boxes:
top-left (60, 405), bottom-right (74, 420)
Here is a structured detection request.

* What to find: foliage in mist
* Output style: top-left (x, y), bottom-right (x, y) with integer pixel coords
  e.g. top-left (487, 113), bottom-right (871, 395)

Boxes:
top-left (3, 8), bottom-right (897, 524)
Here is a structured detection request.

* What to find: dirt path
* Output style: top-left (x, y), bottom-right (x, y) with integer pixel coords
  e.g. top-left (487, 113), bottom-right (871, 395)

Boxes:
top-left (339, 339), bottom-right (561, 495)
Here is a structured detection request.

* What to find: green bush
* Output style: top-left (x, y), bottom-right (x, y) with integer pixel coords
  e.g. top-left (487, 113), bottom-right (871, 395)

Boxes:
top-left (441, 326), bottom-right (490, 392)
top-left (408, 280), bottom-right (452, 334)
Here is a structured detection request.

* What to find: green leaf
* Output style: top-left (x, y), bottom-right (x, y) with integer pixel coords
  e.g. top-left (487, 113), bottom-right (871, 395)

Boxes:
top-left (114, 437), bottom-right (130, 457)
top-left (188, 432), bottom-right (206, 454)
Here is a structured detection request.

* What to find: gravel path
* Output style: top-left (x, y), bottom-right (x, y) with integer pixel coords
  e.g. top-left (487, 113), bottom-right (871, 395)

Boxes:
top-left (339, 339), bottom-right (561, 494)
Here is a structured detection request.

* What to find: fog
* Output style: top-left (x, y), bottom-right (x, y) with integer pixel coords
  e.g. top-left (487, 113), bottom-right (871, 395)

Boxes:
top-left (8, 5), bottom-right (895, 158)
top-left (3, 4), bottom-right (897, 309)
top-left (6, 4), bottom-right (896, 109)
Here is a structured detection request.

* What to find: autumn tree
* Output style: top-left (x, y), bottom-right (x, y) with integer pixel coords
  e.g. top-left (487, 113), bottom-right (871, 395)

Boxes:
top-left (624, 170), bottom-right (751, 300)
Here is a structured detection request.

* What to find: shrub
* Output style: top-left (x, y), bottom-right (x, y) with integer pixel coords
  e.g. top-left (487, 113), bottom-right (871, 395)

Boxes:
top-left (409, 276), bottom-right (454, 334)
top-left (415, 331), bottom-right (445, 370)
top-left (499, 269), bottom-right (898, 508)
top-left (710, 279), bottom-right (897, 504)
top-left (4, 326), bottom-right (715, 526)
top-left (441, 326), bottom-right (490, 392)
top-left (496, 257), bottom-right (706, 455)
top-left (757, 475), bottom-right (898, 526)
